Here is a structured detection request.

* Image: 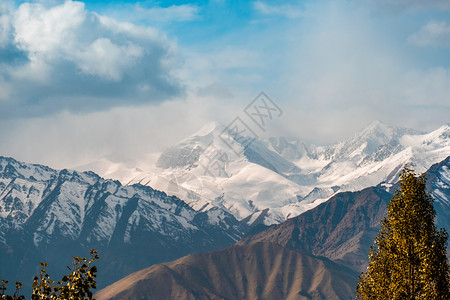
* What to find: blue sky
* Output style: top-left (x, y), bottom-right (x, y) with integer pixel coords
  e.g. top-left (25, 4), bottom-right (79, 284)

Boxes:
top-left (0, 0), bottom-right (449, 168)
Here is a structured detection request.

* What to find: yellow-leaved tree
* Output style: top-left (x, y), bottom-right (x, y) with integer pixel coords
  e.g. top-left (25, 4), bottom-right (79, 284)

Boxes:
top-left (1, 249), bottom-right (99, 300)
top-left (357, 167), bottom-right (450, 299)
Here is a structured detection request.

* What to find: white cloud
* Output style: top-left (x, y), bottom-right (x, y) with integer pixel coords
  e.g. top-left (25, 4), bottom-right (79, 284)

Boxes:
top-left (253, 1), bottom-right (303, 19)
top-left (400, 67), bottom-right (450, 106)
top-left (0, 0), bottom-right (182, 117)
top-left (0, 93), bottom-right (241, 169)
top-left (1, 0), bottom-right (450, 169)
top-left (133, 4), bottom-right (200, 23)
top-left (76, 37), bottom-right (144, 81)
top-left (408, 21), bottom-right (450, 47)
top-left (0, 5), bottom-right (12, 47)
top-left (366, 0), bottom-right (450, 12)
top-left (14, 2), bottom-right (86, 54)
top-left (261, 0), bottom-right (450, 143)
top-left (177, 45), bottom-right (263, 95)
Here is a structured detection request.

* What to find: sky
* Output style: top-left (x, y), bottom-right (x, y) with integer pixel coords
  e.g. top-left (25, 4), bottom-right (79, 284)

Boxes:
top-left (0, 0), bottom-right (449, 169)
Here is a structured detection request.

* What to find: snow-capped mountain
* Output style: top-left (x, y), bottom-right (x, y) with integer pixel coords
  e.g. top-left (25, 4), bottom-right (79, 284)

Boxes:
top-left (98, 122), bottom-right (311, 225)
top-left (79, 121), bottom-right (450, 225)
top-left (307, 122), bottom-right (449, 190)
top-left (0, 156), bottom-right (246, 291)
top-left (95, 157), bottom-right (450, 300)
top-left (425, 156), bottom-right (450, 233)
top-left (239, 155), bottom-right (450, 272)
top-left (1, 149), bottom-right (449, 294)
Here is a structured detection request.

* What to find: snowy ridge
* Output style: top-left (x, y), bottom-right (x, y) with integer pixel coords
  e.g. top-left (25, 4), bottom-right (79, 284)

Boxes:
top-left (118, 123), bottom-right (309, 224)
top-left (0, 156), bottom-right (245, 248)
top-left (0, 156), bottom-right (251, 292)
top-left (436, 165), bottom-right (450, 206)
top-left (78, 122), bottom-right (450, 225)
top-left (428, 157), bottom-right (450, 207)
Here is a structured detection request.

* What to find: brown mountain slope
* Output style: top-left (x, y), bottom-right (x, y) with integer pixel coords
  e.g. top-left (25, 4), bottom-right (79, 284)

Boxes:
top-left (95, 242), bottom-right (357, 300)
top-left (238, 187), bottom-right (392, 272)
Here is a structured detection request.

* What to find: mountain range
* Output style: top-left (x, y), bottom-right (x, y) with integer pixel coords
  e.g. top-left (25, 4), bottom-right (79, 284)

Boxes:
top-left (95, 156), bottom-right (450, 299)
top-left (1, 121), bottom-right (449, 298)
top-left (95, 242), bottom-right (358, 300)
top-left (79, 121), bottom-right (450, 225)
top-left (0, 156), bottom-right (246, 292)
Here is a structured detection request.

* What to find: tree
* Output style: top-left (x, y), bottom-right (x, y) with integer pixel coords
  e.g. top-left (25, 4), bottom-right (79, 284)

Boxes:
top-left (0, 280), bottom-right (24, 300)
top-left (357, 167), bottom-right (450, 299)
top-left (1, 249), bottom-right (98, 300)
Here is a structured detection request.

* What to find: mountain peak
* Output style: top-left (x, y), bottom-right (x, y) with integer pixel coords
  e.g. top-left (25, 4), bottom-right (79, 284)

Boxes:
top-left (437, 123), bottom-right (450, 133)
top-left (360, 120), bottom-right (395, 136)
top-left (366, 120), bottom-right (386, 129)
top-left (351, 121), bottom-right (423, 146)
top-left (157, 122), bottom-right (228, 169)
top-left (191, 121), bottom-right (226, 138)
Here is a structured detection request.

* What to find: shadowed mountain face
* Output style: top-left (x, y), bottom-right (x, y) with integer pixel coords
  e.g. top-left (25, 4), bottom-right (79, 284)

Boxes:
top-left (425, 156), bottom-right (450, 236)
top-left (93, 186), bottom-right (391, 299)
top-left (238, 187), bottom-right (392, 272)
top-left (95, 242), bottom-right (358, 300)
top-left (238, 157), bottom-right (450, 271)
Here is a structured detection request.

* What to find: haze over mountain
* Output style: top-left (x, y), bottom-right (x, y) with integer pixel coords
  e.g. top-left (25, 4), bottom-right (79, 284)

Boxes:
top-left (237, 186), bottom-right (392, 272)
top-left (78, 121), bottom-right (450, 225)
top-left (2, 0), bottom-right (449, 175)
